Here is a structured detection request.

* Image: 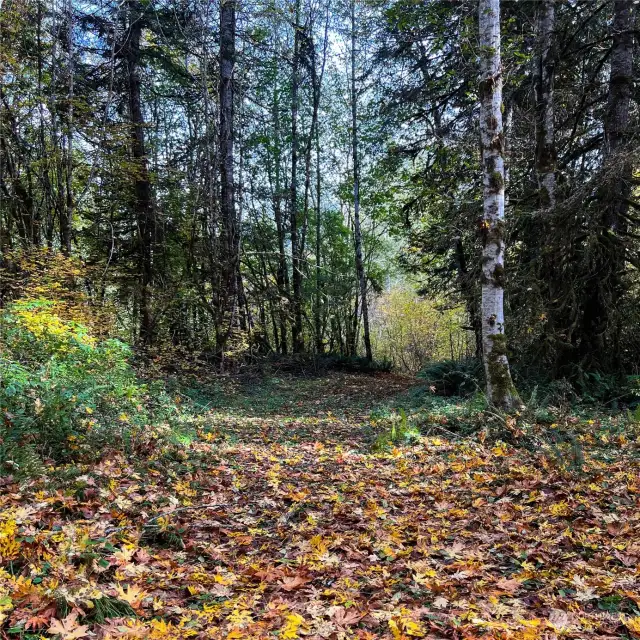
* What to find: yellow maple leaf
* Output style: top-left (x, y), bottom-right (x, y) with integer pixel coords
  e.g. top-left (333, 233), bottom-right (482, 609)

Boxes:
top-left (549, 502), bottom-right (571, 516)
top-left (403, 619), bottom-right (425, 637)
top-left (281, 613), bottom-right (307, 639)
top-left (520, 618), bottom-right (542, 628)
top-left (115, 583), bottom-right (148, 608)
top-left (388, 619), bottom-right (401, 639)
top-left (622, 615), bottom-right (640, 637)
top-left (309, 535), bottom-right (328, 556)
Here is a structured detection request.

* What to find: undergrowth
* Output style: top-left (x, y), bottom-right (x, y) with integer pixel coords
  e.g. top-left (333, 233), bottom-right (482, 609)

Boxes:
top-left (370, 380), bottom-right (640, 472)
top-left (0, 298), bottom-right (193, 477)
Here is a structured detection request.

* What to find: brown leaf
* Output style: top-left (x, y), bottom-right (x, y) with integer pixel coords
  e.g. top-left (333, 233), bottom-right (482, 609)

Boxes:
top-left (548, 609), bottom-right (572, 630)
top-left (47, 612), bottom-right (90, 640)
top-left (494, 577), bottom-right (521, 594)
top-left (280, 575), bottom-right (311, 591)
top-left (332, 606), bottom-right (364, 628)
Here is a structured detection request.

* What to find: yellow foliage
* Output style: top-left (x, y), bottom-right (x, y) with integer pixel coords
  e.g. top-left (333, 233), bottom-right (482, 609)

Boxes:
top-left (0, 248), bottom-right (115, 336)
top-left (0, 519), bottom-right (20, 561)
top-left (281, 613), bottom-right (307, 639)
top-left (388, 609), bottom-right (426, 639)
top-left (622, 615), bottom-right (640, 637)
top-left (309, 534), bottom-right (329, 556)
top-left (370, 286), bottom-right (472, 373)
top-left (11, 301), bottom-right (97, 351)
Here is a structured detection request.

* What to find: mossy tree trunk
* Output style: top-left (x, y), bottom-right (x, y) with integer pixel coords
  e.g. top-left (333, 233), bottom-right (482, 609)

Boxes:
top-left (478, 0), bottom-right (519, 410)
top-left (576, 0), bottom-right (633, 370)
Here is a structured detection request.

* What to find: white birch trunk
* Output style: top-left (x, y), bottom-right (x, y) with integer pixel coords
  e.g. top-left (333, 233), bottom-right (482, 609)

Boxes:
top-left (479, 0), bottom-right (518, 409)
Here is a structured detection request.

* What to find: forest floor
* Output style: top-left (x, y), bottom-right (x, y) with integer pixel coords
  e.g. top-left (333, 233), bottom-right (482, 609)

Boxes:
top-left (2, 372), bottom-right (640, 640)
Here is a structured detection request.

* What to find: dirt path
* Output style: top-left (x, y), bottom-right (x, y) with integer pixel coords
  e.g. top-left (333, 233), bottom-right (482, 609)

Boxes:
top-left (184, 372), bottom-right (419, 448)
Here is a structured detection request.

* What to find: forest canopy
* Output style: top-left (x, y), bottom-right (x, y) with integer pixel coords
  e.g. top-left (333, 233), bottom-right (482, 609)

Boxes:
top-left (0, 0), bottom-right (638, 396)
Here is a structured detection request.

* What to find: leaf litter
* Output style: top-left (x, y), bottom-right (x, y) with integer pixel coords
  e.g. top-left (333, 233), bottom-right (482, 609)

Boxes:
top-left (1, 373), bottom-right (639, 639)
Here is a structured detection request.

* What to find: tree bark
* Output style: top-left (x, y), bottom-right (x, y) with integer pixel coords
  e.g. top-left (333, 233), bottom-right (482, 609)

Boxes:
top-left (605, 0), bottom-right (633, 226)
top-left (218, 0), bottom-right (239, 352)
top-left (272, 81), bottom-right (289, 354)
top-left (314, 123), bottom-right (323, 354)
top-left (125, 0), bottom-right (155, 346)
top-left (602, 0), bottom-right (633, 360)
top-left (351, 0), bottom-right (372, 362)
top-left (61, 0), bottom-right (74, 255)
top-left (313, 9), bottom-right (329, 355)
top-left (290, 0), bottom-right (304, 353)
top-left (478, 0), bottom-right (518, 409)
top-left (535, 0), bottom-right (556, 209)
top-left (578, 0), bottom-right (633, 369)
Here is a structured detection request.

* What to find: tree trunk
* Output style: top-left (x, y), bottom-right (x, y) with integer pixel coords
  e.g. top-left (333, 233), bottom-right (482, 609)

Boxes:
top-left (605, 0), bottom-right (633, 226)
top-left (453, 235), bottom-right (482, 360)
top-left (478, 0), bottom-right (518, 409)
top-left (218, 0), bottom-right (238, 352)
top-left (314, 124), bottom-right (323, 354)
top-left (61, 0), bottom-right (74, 255)
top-left (602, 0), bottom-right (633, 360)
top-left (272, 82), bottom-right (289, 354)
top-left (578, 0), bottom-right (633, 370)
top-left (350, 0), bottom-right (372, 362)
top-left (535, 0), bottom-right (556, 209)
top-left (290, 0), bottom-right (304, 353)
top-left (311, 10), bottom-right (329, 356)
top-left (125, 0), bottom-right (155, 346)
top-left (533, 0), bottom-right (565, 371)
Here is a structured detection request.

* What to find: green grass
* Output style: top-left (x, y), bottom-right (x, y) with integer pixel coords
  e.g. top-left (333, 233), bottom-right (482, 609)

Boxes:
top-left (167, 370), bottom-right (640, 467)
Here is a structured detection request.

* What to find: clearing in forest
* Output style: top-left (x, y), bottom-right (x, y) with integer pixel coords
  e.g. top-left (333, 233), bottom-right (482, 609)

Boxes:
top-left (1, 372), bottom-right (640, 640)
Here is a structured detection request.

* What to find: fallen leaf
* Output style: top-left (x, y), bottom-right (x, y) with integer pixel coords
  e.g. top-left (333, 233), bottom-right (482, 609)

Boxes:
top-left (47, 612), bottom-right (90, 640)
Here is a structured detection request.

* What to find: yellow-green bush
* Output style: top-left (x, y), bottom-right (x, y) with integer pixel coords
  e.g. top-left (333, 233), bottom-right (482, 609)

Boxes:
top-left (370, 287), bottom-right (473, 374)
top-left (0, 299), bottom-right (178, 474)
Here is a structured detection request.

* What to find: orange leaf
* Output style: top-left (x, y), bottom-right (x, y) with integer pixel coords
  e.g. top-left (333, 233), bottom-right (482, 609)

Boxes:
top-left (280, 575), bottom-right (311, 591)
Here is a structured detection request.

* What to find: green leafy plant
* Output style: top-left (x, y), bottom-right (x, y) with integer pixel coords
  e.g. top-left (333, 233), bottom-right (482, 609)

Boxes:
top-left (372, 407), bottom-right (421, 450)
top-left (0, 299), bottom-right (181, 475)
top-left (418, 358), bottom-right (483, 397)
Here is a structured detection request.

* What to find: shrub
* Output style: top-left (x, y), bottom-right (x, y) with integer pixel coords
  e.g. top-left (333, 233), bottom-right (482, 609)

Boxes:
top-left (319, 353), bottom-right (393, 374)
top-left (369, 287), bottom-right (473, 374)
top-left (418, 358), bottom-right (483, 397)
top-left (0, 248), bottom-right (115, 335)
top-left (0, 299), bottom-right (178, 475)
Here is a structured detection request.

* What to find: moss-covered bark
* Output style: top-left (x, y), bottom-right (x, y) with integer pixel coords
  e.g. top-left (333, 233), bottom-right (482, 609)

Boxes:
top-left (485, 334), bottom-right (520, 410)
top-left (478, 0), bottom-right (520, 412)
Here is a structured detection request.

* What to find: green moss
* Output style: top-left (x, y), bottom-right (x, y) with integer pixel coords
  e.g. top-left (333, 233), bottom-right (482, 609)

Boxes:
top-left (490, 170), bottom-right (504, 191)
top-left (488, 219), bottom-right (505, 241)
top-left (489, 132), bottom-right (504, 153)
top-left (479, 76), bottom-right (495, 100)
top-left (486, 115), bottom-right (498, 131)
top-left (492, 264), bottom-right (505, 286)
top-left (486, 333), bottom-right (520, 411)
